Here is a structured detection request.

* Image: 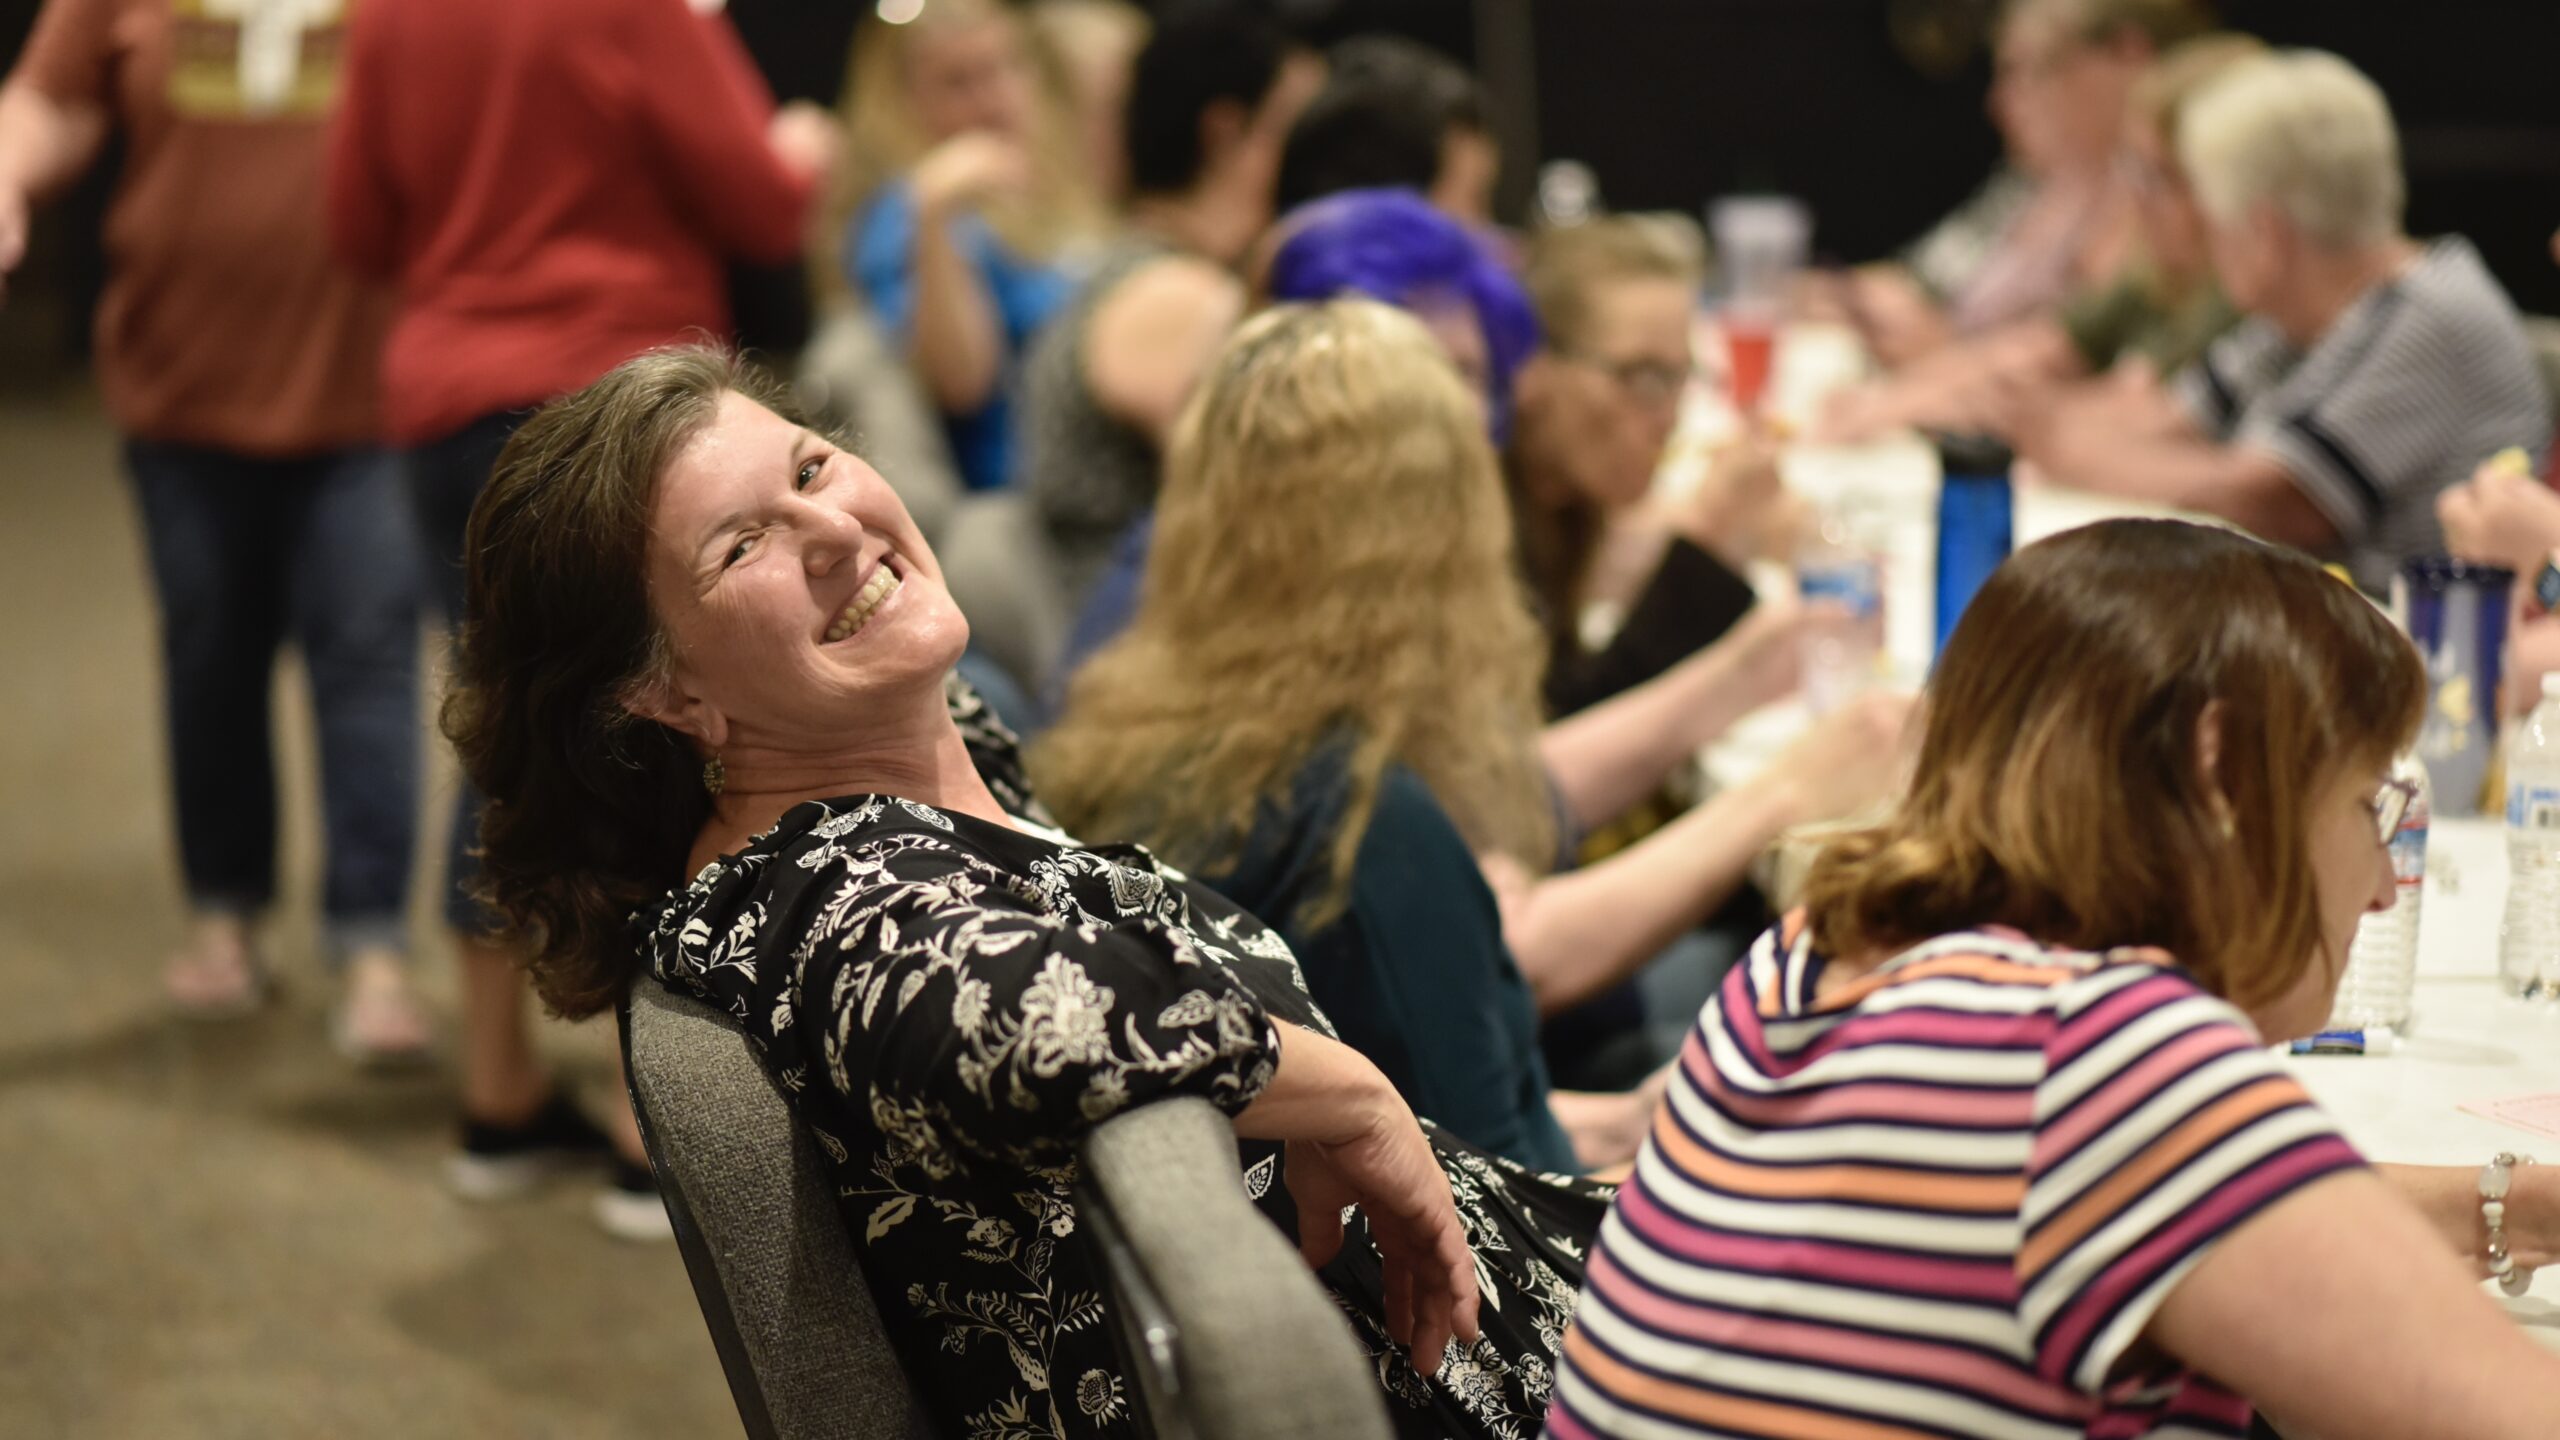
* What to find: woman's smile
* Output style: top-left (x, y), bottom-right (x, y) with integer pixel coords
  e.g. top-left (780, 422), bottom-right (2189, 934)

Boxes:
top-left (822, 554), bottom-right (907, 645)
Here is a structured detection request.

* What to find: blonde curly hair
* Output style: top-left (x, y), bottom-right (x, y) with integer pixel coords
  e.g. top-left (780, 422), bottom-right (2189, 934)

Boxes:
top-left (1034, 300), bottom-right (1555, 919)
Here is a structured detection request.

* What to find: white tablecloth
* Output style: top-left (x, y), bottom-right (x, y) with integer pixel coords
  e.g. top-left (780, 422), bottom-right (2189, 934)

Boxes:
top-left (2285, 816), bottom-right (2560, 1329)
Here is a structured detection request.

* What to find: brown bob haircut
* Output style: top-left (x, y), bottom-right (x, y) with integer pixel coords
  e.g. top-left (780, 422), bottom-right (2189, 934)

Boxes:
top-left (1799, 519), bottom-right (2423, 1011)
top-left (442, 347), bottom-right (802, 1019)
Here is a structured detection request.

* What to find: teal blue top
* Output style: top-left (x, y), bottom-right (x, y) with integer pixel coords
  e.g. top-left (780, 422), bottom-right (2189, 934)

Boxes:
top-left (843, 180), bottom-right (1079, 492)
top-left (1204, 746), bottom-right (1578, 1174)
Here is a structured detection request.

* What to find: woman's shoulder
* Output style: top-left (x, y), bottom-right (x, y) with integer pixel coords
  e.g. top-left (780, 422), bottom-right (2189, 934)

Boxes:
top-left (1213, 749), bottom-right (1475, 924)
top-left (631, 794), bottom-right (987, 996)
top-left (1777, 916), bottom-right (2232, 1021)
top-left (1249, 747), bottom-right (1467, 855)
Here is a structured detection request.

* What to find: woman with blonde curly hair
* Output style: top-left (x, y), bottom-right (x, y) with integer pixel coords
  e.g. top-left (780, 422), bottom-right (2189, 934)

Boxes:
top-left (1036, 300), bottom-right (1902, 1170)
top-left (831, 0), bottom-right (1112, 492)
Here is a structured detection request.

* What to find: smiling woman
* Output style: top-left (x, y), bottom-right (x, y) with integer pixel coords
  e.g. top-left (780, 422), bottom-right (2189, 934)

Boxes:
top-left (626, 389), bottom-right (972, 809)
top-left (441, 344), bottom-right (1618, 1439)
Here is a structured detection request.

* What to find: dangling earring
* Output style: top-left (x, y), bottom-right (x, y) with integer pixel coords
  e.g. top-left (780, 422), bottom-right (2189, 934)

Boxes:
top-left (702, 754), bottom-right (725, 796)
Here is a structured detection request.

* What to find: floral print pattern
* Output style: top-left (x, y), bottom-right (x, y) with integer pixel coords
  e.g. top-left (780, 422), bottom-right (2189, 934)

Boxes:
top-left (634, 679), bottom-right (1612, 1438)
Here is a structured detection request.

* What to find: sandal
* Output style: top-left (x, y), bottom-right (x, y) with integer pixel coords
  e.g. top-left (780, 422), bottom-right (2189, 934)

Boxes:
top-left (332, 951), bottom-right (437, 1070)
top-left (165, 920), bottom-right (272, 1020)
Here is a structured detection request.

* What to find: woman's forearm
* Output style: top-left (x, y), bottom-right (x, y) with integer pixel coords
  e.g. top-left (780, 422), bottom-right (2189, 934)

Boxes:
top-left (1232, 1023), bottom-right (1405, 1146)
top-left (908, 202), bottom-right (1004, 414)
top-left (0, 81), bottom-right (109, 201)
top-left (1540, 640), bottom-right (1755, 832)
top-left (1510, 777), bottom-right (1798, 1013)
top-left (2378, 1162), bottom-right (2560, 1274)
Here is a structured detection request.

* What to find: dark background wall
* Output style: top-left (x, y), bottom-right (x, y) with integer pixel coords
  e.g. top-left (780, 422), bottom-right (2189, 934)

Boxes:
top-left (1528, 0), bottom-right (2560, 312)
top-left (3, 0), bottom-right (2553, 391)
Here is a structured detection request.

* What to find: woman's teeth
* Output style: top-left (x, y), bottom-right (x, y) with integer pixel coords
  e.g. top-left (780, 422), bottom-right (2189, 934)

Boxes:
top-left (824, 566), bottom-right (901, 642)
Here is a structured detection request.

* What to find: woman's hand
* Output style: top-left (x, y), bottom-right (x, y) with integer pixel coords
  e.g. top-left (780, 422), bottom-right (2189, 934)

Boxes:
top-left (765, 101), bottom-right (841, 185)
top-left (1234, 1025), bottom-right (1482, 1372)
top-left (2503, 1160), bottom-right (2560, 1274)
top-left (1676, 432), bottom-right (1788, 568)
top-left (1285, 1114), bottom-right (1482, 1372)
top-left (1708, 596), bottom-right (1811, 714)
top-left (913, 131), bottom-right (1031, 219)
top-left (1763, 688), bottom-right (1917, 826)
top-left (1553, 1064), bottom-right (1672, 1171)
top-left (2437, 451), bottom-right (2560, 576)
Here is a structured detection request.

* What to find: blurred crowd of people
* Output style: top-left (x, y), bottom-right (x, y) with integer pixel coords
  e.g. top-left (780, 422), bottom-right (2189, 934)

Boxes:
top-left (5, 0), bottom-right (2560, 1430)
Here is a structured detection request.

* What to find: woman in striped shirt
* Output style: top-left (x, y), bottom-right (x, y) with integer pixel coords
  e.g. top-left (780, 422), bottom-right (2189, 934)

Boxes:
top-left (1550, 519), bottom-right (2560, 1439)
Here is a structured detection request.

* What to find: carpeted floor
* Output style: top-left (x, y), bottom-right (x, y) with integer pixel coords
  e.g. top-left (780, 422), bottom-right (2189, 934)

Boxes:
top-left (0, 389), bottom-right (738, 1437)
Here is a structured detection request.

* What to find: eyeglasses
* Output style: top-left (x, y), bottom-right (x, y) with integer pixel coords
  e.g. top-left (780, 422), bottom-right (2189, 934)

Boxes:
top-left (2370, 775), bottom-right (2421, 844)
top-left (1561, 352), bottom-right (1694, 410)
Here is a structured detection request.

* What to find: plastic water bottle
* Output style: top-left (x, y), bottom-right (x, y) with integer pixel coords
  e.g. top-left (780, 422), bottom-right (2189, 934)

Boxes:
top-left (2500, 673), bottom-right (2560, 999)
top-left (1931, 432), bottom-right (2014, 660)
top-left (1797, 507), bottom-right (1882, 717)
top-left (2331, 752), bottom-right (2427, 1030)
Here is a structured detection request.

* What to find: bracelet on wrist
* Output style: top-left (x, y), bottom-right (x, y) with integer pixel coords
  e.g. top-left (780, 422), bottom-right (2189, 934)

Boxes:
top-left (2482, 1151), bottom-right (2538, 1297)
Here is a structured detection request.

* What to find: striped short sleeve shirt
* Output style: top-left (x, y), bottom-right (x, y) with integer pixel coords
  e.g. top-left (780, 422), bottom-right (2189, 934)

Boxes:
top-left (1545, 919), bottom-right (2365, 1439)
top-left (2170, 236), bottom-right (2551, 594)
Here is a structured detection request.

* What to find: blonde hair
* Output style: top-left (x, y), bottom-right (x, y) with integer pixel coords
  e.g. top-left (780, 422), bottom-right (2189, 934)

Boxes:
top-left (1025, 0), bottom-right (1149, 201)
top-left (2129, 32), bottom-right (2266, 151)
top-left (1522, 213), bottom-right (1706, 353)
top-left (1034, 301), bottom-right (1555, 919)
top-left (1800, 520), bottom-right (2424, 1012)
top-left (1513, 213), bottom-right (1707, 659)
top-left (2178, 49), bottom-right (2403, 249)
top-left (828, 0), bottom-right (1109, 279)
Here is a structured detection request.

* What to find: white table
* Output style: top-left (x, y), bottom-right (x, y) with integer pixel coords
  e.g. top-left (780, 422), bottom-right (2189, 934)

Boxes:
top-left (2284, 816), bottom-right (2560, 1329)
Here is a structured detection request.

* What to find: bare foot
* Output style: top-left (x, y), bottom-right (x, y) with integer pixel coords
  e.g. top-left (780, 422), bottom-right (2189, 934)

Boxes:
top-left (334, 949), bottom-right (436, 1069)
top-left (165, 913), bottom-right (268, 1019)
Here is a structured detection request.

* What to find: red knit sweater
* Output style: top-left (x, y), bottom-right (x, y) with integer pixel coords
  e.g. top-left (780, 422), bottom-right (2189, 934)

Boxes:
top-left (327, 0), bottom-right (816, 444)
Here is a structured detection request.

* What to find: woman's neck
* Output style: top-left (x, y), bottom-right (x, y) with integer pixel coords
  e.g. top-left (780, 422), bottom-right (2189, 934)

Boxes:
top-left (685, 699), bottom-right (1013, 871)
top-left (1128, 189), bottom-right (1240, 264)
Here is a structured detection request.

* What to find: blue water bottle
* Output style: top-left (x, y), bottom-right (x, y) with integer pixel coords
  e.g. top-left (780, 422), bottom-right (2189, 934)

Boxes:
top-left (1933, 433), bottom-right (2015, 660)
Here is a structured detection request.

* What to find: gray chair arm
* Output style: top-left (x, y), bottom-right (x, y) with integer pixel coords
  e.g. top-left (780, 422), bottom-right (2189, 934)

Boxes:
top-left (1078, 1100), bottom-right (1395, 1440)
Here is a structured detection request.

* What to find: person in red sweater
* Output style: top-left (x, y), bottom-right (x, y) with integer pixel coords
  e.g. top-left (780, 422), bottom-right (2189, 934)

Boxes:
top-left (327, 0), bottom-right (833, 1238)
top-left (0, 0), bottom-right (432, 1059)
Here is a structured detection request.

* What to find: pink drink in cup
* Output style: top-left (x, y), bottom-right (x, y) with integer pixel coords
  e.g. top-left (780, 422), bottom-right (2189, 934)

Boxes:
top-left (1726, 314), bottom-right (1777, 417)
top-left (1707, 195), bottom-right (1810, 418)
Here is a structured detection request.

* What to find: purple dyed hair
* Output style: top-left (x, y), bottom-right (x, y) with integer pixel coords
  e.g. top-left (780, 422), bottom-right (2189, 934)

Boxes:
top-left (1264, 187), bottom-right (1539, 440)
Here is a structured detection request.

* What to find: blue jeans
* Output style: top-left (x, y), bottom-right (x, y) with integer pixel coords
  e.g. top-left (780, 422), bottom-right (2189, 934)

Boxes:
top-left (405, 410), bottom-right (530, 935)
top-left (125, 440), bottom-right (423, 961)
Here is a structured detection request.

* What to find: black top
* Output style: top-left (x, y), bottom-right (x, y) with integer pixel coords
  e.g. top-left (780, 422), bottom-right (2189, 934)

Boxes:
top-left (1544, 535), bottom-right (1758, 717)
top-left (636, 680), bottom-right (1610, 1439)
top-left (1209, 746), bottom-right (1579, 1173)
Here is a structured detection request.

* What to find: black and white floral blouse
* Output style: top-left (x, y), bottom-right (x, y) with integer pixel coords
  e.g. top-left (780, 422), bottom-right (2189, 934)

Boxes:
top-left (637, 680), bottom-right (1613, 1440)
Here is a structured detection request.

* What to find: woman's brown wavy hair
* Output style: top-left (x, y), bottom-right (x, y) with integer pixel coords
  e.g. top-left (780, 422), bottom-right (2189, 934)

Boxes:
top-left (442, 347), bottom-right (799, 1019)
top-left (1033, 300), bottom-right (1555, 919)
top-left (1798, 519), bottom-right (2424, 1010)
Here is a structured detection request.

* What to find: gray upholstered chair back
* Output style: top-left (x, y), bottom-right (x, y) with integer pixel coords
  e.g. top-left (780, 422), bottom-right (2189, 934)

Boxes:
top-left (623, 982), bottom-right (1394, 1440)
top-left (624, 982), bottom-right (929, 1440)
